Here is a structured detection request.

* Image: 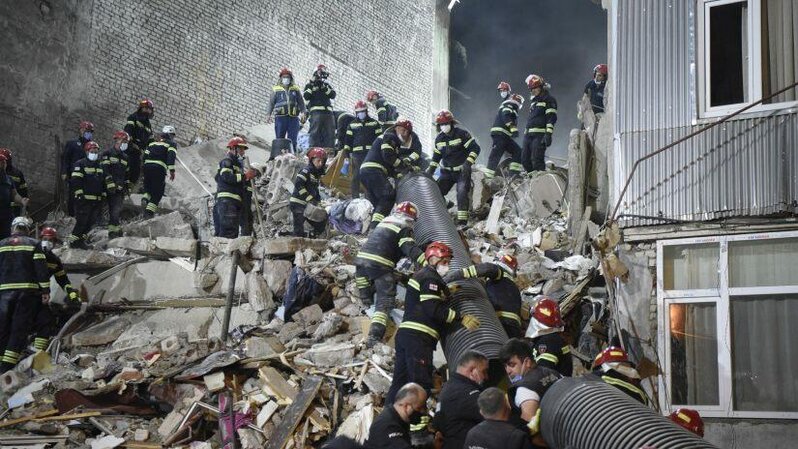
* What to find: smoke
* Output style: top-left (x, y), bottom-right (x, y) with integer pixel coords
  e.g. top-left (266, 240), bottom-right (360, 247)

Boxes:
top-left (449, 0), bottom-right (607, 164)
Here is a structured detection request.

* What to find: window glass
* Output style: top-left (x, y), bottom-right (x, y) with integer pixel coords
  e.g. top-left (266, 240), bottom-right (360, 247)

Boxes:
top-left (729, 237), bottom-right (798, 287)
top-left (708, 1), bottom-right (749, 106)
top-left (663, 244), bottom-right (719, 290)
top-left (669, 303), bottom-right (720, 405)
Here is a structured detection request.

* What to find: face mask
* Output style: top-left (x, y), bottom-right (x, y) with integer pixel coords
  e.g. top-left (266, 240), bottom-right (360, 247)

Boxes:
top-left (510, 374), bottom-right (523, 384)
top-left (436, 264), bottom-right (450, 277)
top-left (500, 91), bottom-right (509, 99)
top-left (282, 77), bottom-right (291, 86)
top-left (83, 131), bottom-right (93, 141)
top-left (119, 142), bottom-right (128, 152)
top-left (41, 241), bottom-right (54, 251)
top-left (87, 152), bottom-right (99, 161)
top-left (357, 112), bottom-right (367, 120)
top-left (440, 124), bottom-right (451, 134)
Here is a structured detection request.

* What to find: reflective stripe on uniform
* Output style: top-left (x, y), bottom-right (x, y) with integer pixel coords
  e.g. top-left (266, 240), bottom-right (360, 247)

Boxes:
top-left (356, 252), bottom-right (395, 268)
top-left (536, 352), bottom-right (559, 364)
top-left (145, 159), bottom-right (168, 170)
top-left (497, 311), bottom-right (522, 325)
top-left (360, 162), bottom-right (387, 173)
top-left (398, 321), bottom-right (440, 340)
top-left (602, 375), bottom-right (646, 401)
top-left (217, 192), bottom-right (242, 202)
top-left (371, 311), bottom-right (389, 326)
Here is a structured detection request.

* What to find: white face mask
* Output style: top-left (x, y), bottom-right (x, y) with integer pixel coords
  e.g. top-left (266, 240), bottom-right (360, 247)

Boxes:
top-left (436, 264), bottom-right (450, 277)
top-left (440, 124), bottom-right (452, 134)
top-left (119, 142), bottom-right (128, 152)
top-left (281, 77), bottom-right (291, 86)
top-left (41, 241), bottom-right (53, 251)
top-left (500, 91), bottom-right (509, 99)
top-left (357, 111), bottom-right (367, 120)
top-left (87, 152), bottom-right (99, 161)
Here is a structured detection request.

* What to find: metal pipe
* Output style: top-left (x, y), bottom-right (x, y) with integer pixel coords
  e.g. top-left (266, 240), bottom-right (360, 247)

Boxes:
top-left (221, 250), bottom-right (240, 342)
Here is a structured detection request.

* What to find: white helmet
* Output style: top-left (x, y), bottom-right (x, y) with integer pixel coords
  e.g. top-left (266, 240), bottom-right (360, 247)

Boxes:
top-left (11, 216), bottom-right (31, 230)
top-left (162, 125), bottom-right (176, 135)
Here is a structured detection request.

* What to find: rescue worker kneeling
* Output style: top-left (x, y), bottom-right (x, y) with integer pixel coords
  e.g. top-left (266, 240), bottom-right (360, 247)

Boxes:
top-left (589, 346), bottom-right (646, 404)
top-left (214, 137), bottom-right (256, 238)
top-left (290, 148), bottom-right (327, 237)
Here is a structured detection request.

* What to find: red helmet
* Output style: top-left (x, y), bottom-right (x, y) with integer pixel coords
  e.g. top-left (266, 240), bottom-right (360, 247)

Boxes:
top-left (113, 130), bottom-right (130, 141)
top-left (496, 254), bottom-right (518, 274)
top-left (435, 110), bottom-right (455, 125)
top-left (0, 152), bottom-right (8, 163)
top-left (316, 64), bottom-right (328, 74)
top-left (79, 120), bottom-right (95, 131)
top-left (279, 67), bottom-right (293, 77)
top-left (226, 136), bottom-right (249, 149)
top-left (526, 74), bottom-right (544, 90)
top-left (425, 241), bottom-right (453, 261)
top-left (0, 148), bottom-right (11, 161)
top-left (592, 346), bottom-right (630, 369)
top-left (366, 90), bottom-right (379, 102)
top-left (532, 297), bottom-right (564, 328)
top-left (41, 227), bottom-right (58, 240)
top-left (669, 409), bottom-right (704, 437)
top-left (138, 99), bottom-right (154, 109)
top-left (307, 147), bottom-right (327, 161)
top-left (395, 118), bottom-right (413, 133)
top-left (510, 93), bottom-right (525, 107)
top-left (593, 64), bottom-right (608, 75)
top-left (354, 100), bottom-right (368, 112)
top-left (83, 141), bottom-right (99, 152)
top-left (392, 201), bottom-right (418, 220)
top-left (497, 81), bottom-right (511, 92)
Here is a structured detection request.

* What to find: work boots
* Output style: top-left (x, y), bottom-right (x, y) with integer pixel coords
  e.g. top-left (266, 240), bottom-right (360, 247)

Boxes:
top-left (366, 323), bottom-right (386, 348)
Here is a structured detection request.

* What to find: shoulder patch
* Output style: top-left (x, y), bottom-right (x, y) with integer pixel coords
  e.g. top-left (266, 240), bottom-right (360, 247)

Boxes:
top-left (429, 283), bottom-right (438, 292)
top-left (537, 344), bottom-right (548, 354)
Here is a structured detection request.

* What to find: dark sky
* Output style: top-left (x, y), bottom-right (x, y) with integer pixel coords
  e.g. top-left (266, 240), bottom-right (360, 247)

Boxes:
top-left (449, 0), bottom-right (607, 163)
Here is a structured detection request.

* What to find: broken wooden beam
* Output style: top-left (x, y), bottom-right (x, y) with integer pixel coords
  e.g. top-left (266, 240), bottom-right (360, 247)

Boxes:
top-left (264, 376), bottom-right (323, 449)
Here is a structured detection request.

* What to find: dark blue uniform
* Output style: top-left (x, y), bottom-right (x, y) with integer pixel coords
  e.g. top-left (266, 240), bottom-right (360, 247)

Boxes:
top-left (488, 100), bottom-right (523, 178)
top-left (124, 111), bottom-right (153, 185)
top-left (522, 91), bottom-right (557, 172)
top-left (62, 137), bottom-right (90, 216)
top-left (267, 83), bottom-right (306, 150)
top-left (100, 147), bottom-right (129, 238)
top-left (6, 165), bottom-right (27, 218)
top-left (214, 153), bottom-right (246, 238)
top-left (142, 138), bottom-right (176, 216)
top-left (289, 163), bottom-right (326, 237)
top-left (0, 175), bottom-right (14, 239)
top-left (374, 97), bottom-right (399, 131)
top-left (447, 262), bottom-right (523, 338)
top-left (434, 372), bottom-right (484, 449)
top-left (464, 419), bottom-right (535, 449)
top-left (397, 132), bottom-right (425, 171)
top-left (364, 406), bottom-right (411, 449)
top-left (584, 79), bottom-right (605, 114)
top-left (33, 248), bottom-right (79, 352)
top-left (68, 158), bottom-right (112, 248)
top-left (508, 366), bottom-right (562, 431)
top-left (360, 132), bottom-right (408, 228)
top-left (588, 370), bottom-right (646, 404)
top-left (429, 127), bottom-right (480, 225)
top-left (531, 332), bottom-right (573, 377)
top-left (343, 116), bottom-right (382, 197)
top-left (304, 79), bottom-right (336, 147)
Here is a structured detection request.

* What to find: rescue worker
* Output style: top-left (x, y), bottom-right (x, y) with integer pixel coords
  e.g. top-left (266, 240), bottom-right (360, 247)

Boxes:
top-left (100, 131), bottom-right (130, 239)
top-left (366, 90), bottom-right (399, 131)
top-left (583, 64), bottom-right (607, 115)
top-left (68, 141), bottom-right (113, 249)
top-left (497, 81), bottom-right (512, 99)
top-left (487, 93), bottom-right (524, 178)
top-left (526, 296), bottom-right (573, 377)
top-left (590, 346), bottom-right (646, 404)
top-left (427, 110), bottom-right (480, 226)
top-left (266, 67), bottom-right (306, 151)
top-left (304, 64), bottom-right (336, 148)
top-left (32, 226), bottom-right (80, 352)
top-left (335, 111), bottom-right (355, 155)
top-left (123, 99), bottom-right (155, 187)
top-left (355, 201), bottom-right (425, 347)
top-left (214, 137), bottom-right (256, 238)
top-left (386, 241), bottom-right (480, 403)
top-left (342, 100), bottom-right (382, 198)
top-left (394, 118), bottom-right (425, 171)
top-left (141, 126), bottom-right (177, 218)
top-left (290, 147), bottom-right (327, 237)
top-left (0, 154), bottom-right (27, 239)
top-left (464, 387), bottom-right (535, 449)
top-left (62, 121), bottom-right (95, 216)
top-left (0, 217), bottom-right (49, 373)
top-left (360, 128), bottom-right (409, 229)
top-left (669, 408), bottom-right (705, 438)
top-left (0, 149), bottom-right (29, 218)
top-left (364, 383), bottom-right (427, 449)
top-left (522, 74), bottom-right (557, 172)
top-left (500, 338), bottom-right (562, 445)
top-left (434, 350), bottom-right (489, 449)
top-left (445, 254), bottom-right (523, 338)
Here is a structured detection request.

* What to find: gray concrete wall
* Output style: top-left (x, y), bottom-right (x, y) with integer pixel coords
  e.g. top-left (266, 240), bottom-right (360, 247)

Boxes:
top-left (0, 0), bottom-right (444, 206)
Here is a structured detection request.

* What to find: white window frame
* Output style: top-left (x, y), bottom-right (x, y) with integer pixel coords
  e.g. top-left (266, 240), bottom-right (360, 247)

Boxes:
top-left (697, 0), bottom-right (798, 118)
top-left (657, 230), bottom-right (798, 419)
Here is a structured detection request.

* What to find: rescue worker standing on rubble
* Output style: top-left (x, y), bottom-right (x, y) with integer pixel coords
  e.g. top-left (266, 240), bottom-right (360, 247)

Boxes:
top-left (62, 121), bottom-right (95, 216)
top-left (487, 92), bottom-right (524, 179)
top-left (0, 217), bottom-right (49, 373)
top-left (141, 126), bottom-right (177, 218)
top-left (583, 64), bottom-right (607, 116)
top-left (428, 110), bottom-right (480, 227)
top-left (590, 346), bottom-right (646, 404)
top-left (0, 154), bottom-right (28, 239)
top-left (387, 242), bottom-right (481, 403)
top-left (68, 141), bottom-right (113, 249)
top-left (500, 338), bottom-right (562, 446)
top-left (526, 297), bottom-right (573, 377)
top-left (335, 111), bottom-right (355, 155)
top-left (0, 149), bottom-right (29, 219)
top-left (522, 75), bottom-right (557, 173)
top-left (366, 90), bottom-right (399, 131)
top-left (342, 100), bottom-right (382, 198)
top-left (360, 127), bottom-right (410, 229)
top-left (364, 383), bottom-right (427, 449)
top-left (394, 118), bottom-right (424, 171)
top-left (304, 64), bottom-right (337, 148)
top-left (32, 226), bottom-right (81, 352)
top-left (290, 147), bottom-right (327, 237)
top-left (433, 350), bottom-right (489, 449)
top-left (445, 254), bottom-right (524, 338)
top-left (124, 99), bottom-right (155, 187)
top-left (464, 387), bottom-right (535, 449)
top-left (355, 201), bottom-right (425, 347)
top-left (266, 67), bottom-right (306, 152)
top-left (100, 131), bottom-right (131, 239)
top-left (214, 137), bottom-right (256, 238)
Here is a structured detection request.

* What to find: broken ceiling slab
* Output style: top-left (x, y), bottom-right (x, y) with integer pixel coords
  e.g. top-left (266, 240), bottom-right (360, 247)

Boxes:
top-left (253, 237), bottom-right (328, 257)
top-left (86, 260), bottom-right (210, 302)
top-left (123, 211), bottom-right (195, 240)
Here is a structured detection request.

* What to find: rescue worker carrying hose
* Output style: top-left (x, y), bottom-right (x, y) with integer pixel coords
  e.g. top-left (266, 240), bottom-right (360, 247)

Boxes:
top-left (359, 128), bottom-right (410, 229)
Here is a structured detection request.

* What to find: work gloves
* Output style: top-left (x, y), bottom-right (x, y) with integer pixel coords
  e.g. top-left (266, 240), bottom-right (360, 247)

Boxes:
top-left (542, 133), bottom-right (552, 147)
top-left (67, 288), bottom-right (80, 303)
top-left (244, 168), bottom-right (258, 181)
top-left (461, 314), bottom-right (480, 331)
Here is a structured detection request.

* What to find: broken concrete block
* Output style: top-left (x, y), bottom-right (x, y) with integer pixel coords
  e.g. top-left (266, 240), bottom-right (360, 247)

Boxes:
top-left (160, 336), bottom-right (181, 355)
top-left (158, 408), bottom-right (185, 439)
top-left (362, 370), bottom-right (391, 396)
top-left (134, 429), bottom-right (149, 442)
top-left (203, 371), bottom-right (226, 392)
top-left (124, 211), bottom-right (194, 240)
top-left (246, 271), bottom-right (274, 313)
top-left (262, 259), bottom-right (293, 296)
top-left (54, 247), bottom-right (131, 271)
top-left (312, 313), bottom-right (344, 341)
top-left (257, 237), bottom-right (327, 257)
top-left (0, 371), bottom-right (24, 393)
top-left (113, 308), bottom-right (216, 349)
top-left (71, 316), bottom-right (129, 346)
top-left (154, 237), bottom-right (197, 257)
top-left (214, 255), bottom-right (248, 295)
top-left (277, 321), bottom-right (303, 344)
top-left (470, 169), bottom-right (489, 211)
top-left (71, 354), bottom-right (96, 368)
top-left (510, 171), bottom-right (567, 219)
top-left (238, 427), bottom-right (266, 449)
top-left (304, 342), bottom-right (356, 367)
top-left (292, 304), bottom-right (323, 326)
top-left (209, 236), bottom-right (254, 256)
top-left (89, 435), bottom-right (125, 449)
top-left (106, 236), bottom-right (152, 254)
top-left (244, 336), bottom-right (285, 358)
top-left (88, 260), bottom-right (210, 302)
top-left (7, 379), bottom-right (48, 409)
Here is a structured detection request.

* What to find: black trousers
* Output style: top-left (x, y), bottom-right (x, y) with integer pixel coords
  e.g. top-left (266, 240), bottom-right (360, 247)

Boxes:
top-left (487, 134), bottom-right (522, 177)
top-left (387, 330), bottom-right (436, 404)
top-left (350, 152), bottom-right (366, 198)
top-left (0, 291), bottom-right (41, 370)
top-left (290, 203), bottom-right (326, 237)
top-left (360, 169), bottom-right (395, 227)
top-left (107, 192), bottom-right (124, 237)
top-left (308, 111), bottom-right (335, 148)
top-left (127, 145), bottom-right (143, 186)
top-left (522, 134), bottom-right (547, 172)
top-left (0, 208), bottom-right (11, 240)
top-left (142, 164), bottom-right (166, 214)
top-left (437, 169), bottom-right (471, 224)
top-left (70, 199), bottom-right (102, 245)
top-left (240, 194), bottom-right (253, 236)
top-left (215, 198), bottom-right (242, 239)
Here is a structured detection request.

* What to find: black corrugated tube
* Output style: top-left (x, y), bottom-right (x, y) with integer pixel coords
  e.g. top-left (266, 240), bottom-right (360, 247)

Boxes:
top-left (540, 377), bottom-right (719, 449)
top-left (396, 173), bottom-right (508, 374)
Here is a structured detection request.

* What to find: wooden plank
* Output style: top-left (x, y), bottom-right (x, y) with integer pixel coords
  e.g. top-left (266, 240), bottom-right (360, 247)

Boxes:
top-left (36, 411), bottom-right (102, 422)
top-left (264, 376), bottom-right (323, 449)
top-left (259, 366), bottom-right (298, 403)
top-left (0, 409), bottom-right (59, 428)
top-left (485, 192), bottom-right (505, 236)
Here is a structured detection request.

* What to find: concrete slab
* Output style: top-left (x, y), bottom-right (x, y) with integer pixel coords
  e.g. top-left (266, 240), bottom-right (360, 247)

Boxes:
top-left (87, 260), bottom-right (208, 302)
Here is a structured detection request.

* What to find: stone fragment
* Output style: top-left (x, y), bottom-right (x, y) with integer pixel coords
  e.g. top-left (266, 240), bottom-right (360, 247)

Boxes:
top-left (262, 259), bottom-right (293, 296)
top-left (292, 304), bottom-right (323, 326)
top-left (304, 342), bottom-right (355, 367)
top-left (72, 316), bottom-right (129, 346)
top-left (246, 271), bottom-right (274, 313)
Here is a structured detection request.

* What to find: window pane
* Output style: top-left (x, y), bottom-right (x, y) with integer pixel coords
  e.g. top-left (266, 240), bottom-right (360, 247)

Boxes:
top-left (729, 237), bottom-right (798, 287)
top-left (762, 0), bottom-right (798, 104)
top-left (731, 295), bottom-right (798, 411)
top-left (669, 303), bottom-right (719, 405)
top-left (663, 243), bottom-right (719, 290)
top-left (708, 1), bottom-right (749, 106)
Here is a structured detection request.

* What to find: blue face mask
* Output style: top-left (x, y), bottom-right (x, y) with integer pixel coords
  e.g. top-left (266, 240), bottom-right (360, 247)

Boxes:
top-left (83, 131), bottom-right (93, 141)
top-left (510, 374), bottom-right (523, 384)
top-left (357, 112), bottom-right (367, 120)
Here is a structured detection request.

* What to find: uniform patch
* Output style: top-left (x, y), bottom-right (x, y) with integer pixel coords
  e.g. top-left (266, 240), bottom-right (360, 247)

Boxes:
top-left (429, 283), bottom-right (438, 291)
top-left (537, 344), bottom-right (548, 354)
